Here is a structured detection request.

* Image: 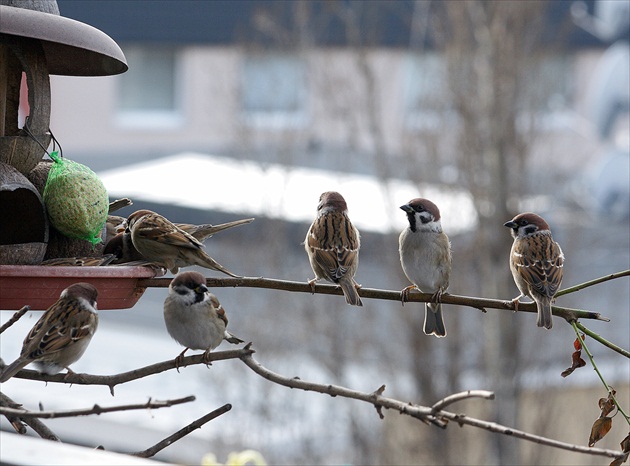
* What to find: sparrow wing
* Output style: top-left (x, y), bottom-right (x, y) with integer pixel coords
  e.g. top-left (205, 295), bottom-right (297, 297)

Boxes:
top-left (307, 212), bottom-right (359, 282)
top-left (136, 214), bottom-right (204, 250)
top-left (20, 300), bottom-right (97, 361)
top-left (512, 234), bottom-right (564, 299)
top-left (178, 218), bottom-right (255, 242)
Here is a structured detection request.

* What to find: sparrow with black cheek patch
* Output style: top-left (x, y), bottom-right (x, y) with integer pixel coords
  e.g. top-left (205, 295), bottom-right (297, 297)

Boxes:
top-left (399, 198), bottom-right (452, 338)
top-left (163, 271), bottom-right (243, 370)
top-left (125, 210), bottom-right (240, 276)
top-left (305, 191), bottom-right (362, 306)
top-left (0, 283), bottom-right (99, 382)
top-left (504, 212), bottom-right (564, 329)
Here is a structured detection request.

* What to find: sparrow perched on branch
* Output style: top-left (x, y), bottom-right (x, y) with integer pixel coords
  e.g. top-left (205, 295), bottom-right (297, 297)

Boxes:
top-left (0, 283), bottom-right (99, 382)
top-left (105, 217), bottom-right (254, 267)
top-left (399, 198), bottom-right (452, 337)
top-left (125, 210), bottom-right (242, 276)
top-left (504, 212), bottom-right (564, 329)
top-left (305, 191), bottom-right (362, 306)
top-left (163, 271), bottom-right (243, 369)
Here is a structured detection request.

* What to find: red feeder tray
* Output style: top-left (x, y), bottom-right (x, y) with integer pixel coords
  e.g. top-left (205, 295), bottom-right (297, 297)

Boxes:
top-left (0, 265), bottom-right (164, 311)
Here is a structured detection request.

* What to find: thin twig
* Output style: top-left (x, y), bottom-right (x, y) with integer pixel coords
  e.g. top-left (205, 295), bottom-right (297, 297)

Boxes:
top-left (0, 306), bottom-right (30, 335)
top-left (10, 347), bottom-right (253, 395)
top-left (239, 348), bottom-right (625, 461)
top-left (0, 396), bottom-right (195, 419)
top-left (431, 390), bottom-right (495, 413)
top-left (138, 277), bottom-right (609, 322)
top-left (0, 392), bottom-right (60, 441)
top-left (132, 404), bottom-right (232, 458)
top-left (574, 321), bottom-right (630, 359)
top-left (571, 322), bottom-right (630, 426)
top-left (556, 270), bottom-right (630, 297)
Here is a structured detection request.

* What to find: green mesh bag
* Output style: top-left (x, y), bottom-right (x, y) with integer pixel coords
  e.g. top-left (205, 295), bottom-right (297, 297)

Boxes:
top-left (43, 151), bottom-right (108, 245)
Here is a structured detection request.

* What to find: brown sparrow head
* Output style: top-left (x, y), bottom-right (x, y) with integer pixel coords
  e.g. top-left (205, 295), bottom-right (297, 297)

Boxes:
top-left (305, 191), bottom-right (362, 306)
top-left (399, 198), bottom-right (452, 337)
top-left (105, 215), bottom-right (127, 245)
top-left (103, 231), bottom-right (148, 265)
top-left (163, 271), bottom-right (243, 368)
top-left (126, 209), bottom-right (240, 276)
top-left (504, 212), bottom-right (564, 329)
top-left (0, 283), bottom-right (99, 382)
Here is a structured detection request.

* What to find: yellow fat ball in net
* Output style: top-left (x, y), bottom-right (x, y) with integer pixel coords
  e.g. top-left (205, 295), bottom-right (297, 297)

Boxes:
top-left (43, 151), bottom-right (109, 245)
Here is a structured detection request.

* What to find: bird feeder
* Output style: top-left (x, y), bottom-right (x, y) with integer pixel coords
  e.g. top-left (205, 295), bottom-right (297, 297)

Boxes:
top-left (0, 1), bottom-right (164, 310)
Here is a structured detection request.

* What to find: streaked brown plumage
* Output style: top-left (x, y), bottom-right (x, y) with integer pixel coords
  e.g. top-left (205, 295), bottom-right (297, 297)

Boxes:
top-left (504, 212), bottom-right (564, 329)
top-left (125, 210), bottom-right (241, 276)
top-left (105, 217), bottom-right (254, 268)
top-left (0, 283), bottom-right (99, 382)
top-left (305, 191), bottom-right (362, 306)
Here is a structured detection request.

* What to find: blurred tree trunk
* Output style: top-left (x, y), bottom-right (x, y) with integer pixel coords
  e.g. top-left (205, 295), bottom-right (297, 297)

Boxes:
top-left (433, 1), bottom-right (549, 463)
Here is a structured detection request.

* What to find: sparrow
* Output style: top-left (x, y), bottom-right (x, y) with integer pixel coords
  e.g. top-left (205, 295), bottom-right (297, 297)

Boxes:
top-left (0, 283), bottom-right (99, 382)
top-left (163, 271), bottom-right (243, 369)
top-left (305, 191), bottom-right (362, 306)
top-left (105, 215), bottom-right (127, 245)
top-left (125, 210), bottom-right (241, 276)
top-left (399, 198), bottom-right (452, 337)
top-left (105, 217), bottom-right (254, 267)
top-left (504, 212), bottom-right (564, 329)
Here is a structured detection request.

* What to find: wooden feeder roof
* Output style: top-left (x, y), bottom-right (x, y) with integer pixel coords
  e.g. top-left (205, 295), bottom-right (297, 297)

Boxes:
top-left (0, 4), bottom-right (127, 76)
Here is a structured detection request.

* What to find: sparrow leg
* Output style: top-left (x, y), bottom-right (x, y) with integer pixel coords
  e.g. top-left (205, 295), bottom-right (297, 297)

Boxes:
top-left (511, 294), bottom-right (525, 313)
top-left (400, 285), bottom-right (417, 306)
top-left (62, 367), bottom-right (76, 381)
top-left (175, 348), bottom-right (189, 372)
top-left (202, 349), bottom-right (213, 367)
top-left (307, 278), bottom-right (319, 294)
top-left (431, 289), bottom-right (445, 304)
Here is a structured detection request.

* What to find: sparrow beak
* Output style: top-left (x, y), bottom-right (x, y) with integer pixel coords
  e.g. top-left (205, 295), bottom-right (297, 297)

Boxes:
top-left (400, 204), bottom-right (414, 213)
top-left (504, 220), bottom-right (518, 228)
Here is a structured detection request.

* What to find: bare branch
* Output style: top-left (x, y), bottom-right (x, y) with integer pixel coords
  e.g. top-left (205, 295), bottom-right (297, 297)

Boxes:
top-left (132, 404), bottom-right (232, 458)
top-left (9, 347), bottom-right (254, 395)
top-left (571, 322), bottom-right (630, 426)
top-left (138, 277), bottom-right (609, 322)
top-left (556, 270), bottom-right (630, 297)
top-left (239, 348), bottom-right (626, 461)
top-left (0, 396), bottom-right (196, 419)
top-left (431, 390), bottom-right (495, 413)
top-left (575, 321), bottom-right (630, 359)
top-left (0, 306), bottom-right (30, 335)
top-left (0, 392), bottom-right (60, 441)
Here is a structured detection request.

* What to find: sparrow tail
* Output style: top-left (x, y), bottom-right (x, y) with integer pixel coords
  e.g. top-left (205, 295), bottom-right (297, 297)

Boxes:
top-left (424, 303), bottom-right (447, 337)
top-left (192, 218), bottom-right (255, 239)
top-left (536, 298), bottom-right (553, 329)
top-left (340, 278), bottom-right (363, 306)
top-left (0, 358), bottom-right (30, 383)
top-left (224, 331), bottom-right (245, 345)
top-left (196, 251), bottom-right (241, 278)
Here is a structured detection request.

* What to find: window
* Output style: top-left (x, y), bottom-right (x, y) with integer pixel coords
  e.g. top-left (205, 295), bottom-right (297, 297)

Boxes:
top-left (241, 52), bottom-right (307, 127)
top-left (116, 46), bottom-right (182, 128)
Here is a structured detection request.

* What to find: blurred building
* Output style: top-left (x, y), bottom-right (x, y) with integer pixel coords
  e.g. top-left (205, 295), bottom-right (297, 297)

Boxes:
top-left (2, 1), bottom-right (628, 465)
